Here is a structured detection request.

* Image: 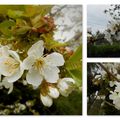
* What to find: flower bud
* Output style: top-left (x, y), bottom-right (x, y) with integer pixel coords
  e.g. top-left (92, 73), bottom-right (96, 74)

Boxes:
top-left (48, 86), bottom-right (59, 99)
top-left (40, 94), bottom-right (53, 107)
top-left (57, 78), bottom-right (75, 97)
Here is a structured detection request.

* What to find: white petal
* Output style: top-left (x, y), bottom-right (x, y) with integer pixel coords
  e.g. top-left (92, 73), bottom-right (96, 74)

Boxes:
top-left (48, 86), bottom-right (59, 99)
top-left (23, 56), bottom-right (35, 70)
top-left (2, 78), bottom-right (13, 94)
top-left (8, 84), bottom-right (13, 94)
top-left (57, 79), bottom-right (68, 91)
top-left (8, 50), bottom-right (20, 62)
top-left (6, 65), bottom-right (24, 83)
top-left (109, 92), bottom-right (118, 100)
top-left (109, 81), bottom-right (115, 87)
top-left (59, 89), bottom-right (69, 97)
top-left (40, 94), bottom-right (53, 107)
top-left (28, 40), bottom-right (44, 58)
top-left (45, 52), bottom-right (65, 66)
top-left (43, 66), bottom-right (59, 83)
top-left (62, 78), bottom-right (75, 84)
top-left (26, 68), bottom-right (43, 87)
top-left (0, 46), bottom-right (9, 57)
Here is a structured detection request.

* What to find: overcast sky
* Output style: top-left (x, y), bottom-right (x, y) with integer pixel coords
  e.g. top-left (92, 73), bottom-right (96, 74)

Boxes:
top-left (87, 5), bottom-right (111, 33)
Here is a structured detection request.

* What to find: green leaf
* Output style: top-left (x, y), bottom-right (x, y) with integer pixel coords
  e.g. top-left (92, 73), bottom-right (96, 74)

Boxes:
top-left (25, 5), bottom-right (52, 17)
top-left (0, 5), bottom-right (25, 15)
top-left (65, 45), bottom-right (82, 87)
top-left (31, 14), bottom-right (43, 28)
top-left (68, 45), bottom-right (82, 62)
top-left (12, 26), bottom-right (31, 35)
top-left (55, 91), bottom-right (82, 115)
top-left (67, 69), bottom-right (82, 86)
top-left (0, 20), bottom-right (15, 28)
top-left (7, 9), bottom-right (24, 19)
top-left (0, 20), bottom-right (15, 37)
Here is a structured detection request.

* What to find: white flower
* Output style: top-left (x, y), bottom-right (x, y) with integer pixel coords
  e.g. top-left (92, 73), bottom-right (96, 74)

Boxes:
top-left (117, 74), bottom-right (120, 79)
top-left (40, 86), bottom-right (59, 107)
top-left (108, 20), bottom-right (118, 34)
top-left (109, 81), bottom-right (116, 87)
top-left (0, 47), bottom-right (24, 83)
top-left (0, 78), bottom-right (13, 94)
top-left (115, 83), bottom-right (120, 92)
top-left (114, 98), bottom-right (120, 110)
top-left (57, 78), bottom-right (75, 97)
top-left (109, 91), bottom-right (120, 110)
top-left (109, 91), bottom-right (119, 101)
top-left (23, 40), bottom-right (65, 87)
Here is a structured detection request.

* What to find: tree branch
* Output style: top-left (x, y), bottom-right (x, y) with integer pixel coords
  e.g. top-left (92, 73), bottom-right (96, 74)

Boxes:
top-left (97, 63), bottom-right (120, 82)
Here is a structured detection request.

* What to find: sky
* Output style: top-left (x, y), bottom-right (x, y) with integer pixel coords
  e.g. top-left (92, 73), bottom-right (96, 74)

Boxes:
top-left (87, 5), bottom-right (111, 34)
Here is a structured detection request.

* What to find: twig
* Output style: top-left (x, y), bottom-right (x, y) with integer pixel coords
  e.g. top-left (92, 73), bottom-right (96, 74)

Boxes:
top-left (104, 100), bottom-right (115, 108)
top-left (97, 63), bottom-right (120, 82)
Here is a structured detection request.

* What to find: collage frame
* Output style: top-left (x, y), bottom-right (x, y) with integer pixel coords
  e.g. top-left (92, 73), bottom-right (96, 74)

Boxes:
top-left (0, 0), bottom-right (120, 120)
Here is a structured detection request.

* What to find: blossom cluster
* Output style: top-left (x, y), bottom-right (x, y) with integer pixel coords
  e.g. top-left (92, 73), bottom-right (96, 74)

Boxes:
top-left (0, 40), bottom-right (75, 107)
top-left (104, 19), bottom-right (120, 44)
top-left (51, 5), bottom-right (82, 43)
top-left (90, 63), bottom-right (120, 110)
top-left (91, 63), bottom-right (120, 81)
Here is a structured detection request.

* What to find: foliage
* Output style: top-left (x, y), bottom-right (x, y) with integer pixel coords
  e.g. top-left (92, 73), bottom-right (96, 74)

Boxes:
top-left (87, 44), bottom-right (120, 57)
top-left (65, 45), bottom-right (82, 86)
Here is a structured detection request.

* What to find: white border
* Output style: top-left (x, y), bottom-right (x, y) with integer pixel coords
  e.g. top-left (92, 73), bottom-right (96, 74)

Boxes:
top-left (0, 0), bottom-right (120, 4)
top-left (0, 0), bottom-right (120, 120)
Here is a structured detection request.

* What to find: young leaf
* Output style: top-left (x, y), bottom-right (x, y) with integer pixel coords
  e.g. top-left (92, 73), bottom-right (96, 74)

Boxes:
top-left (7, 9), bottom-right (24, 19)
top-left (0, 20), bottom-right (15, 37)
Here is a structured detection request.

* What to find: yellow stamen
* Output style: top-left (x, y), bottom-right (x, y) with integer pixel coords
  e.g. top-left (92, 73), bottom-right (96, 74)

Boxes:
top-left (4, 57), bottom-right (20, 74)
top-left (34, 58), bottom-right (45, 71)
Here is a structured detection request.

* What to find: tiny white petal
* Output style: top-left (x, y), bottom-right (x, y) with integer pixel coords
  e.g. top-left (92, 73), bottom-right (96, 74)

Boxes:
top-left (40, 94), bottom-right (53, 107)
top-left (0, 46), bottom-right (9, 57)
top-left (109, 81), bottom-right (115, 87)
top-left (8, 83), bottom-right (13, 94)
top-left (45, 52), bottom-right (65, 67)
top-left (48, 86), bottom-right (59, 99)
top-left (2, 78), bottom-right (13, 94)
top-left (26, 68), bottom-right (43, 87)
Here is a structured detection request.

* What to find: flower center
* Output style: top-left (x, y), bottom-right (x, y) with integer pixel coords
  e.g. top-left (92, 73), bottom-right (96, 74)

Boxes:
top-left (34, 58), bottom-right (45, 70)
top-left (4, 57), bottom-right (20, 74)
